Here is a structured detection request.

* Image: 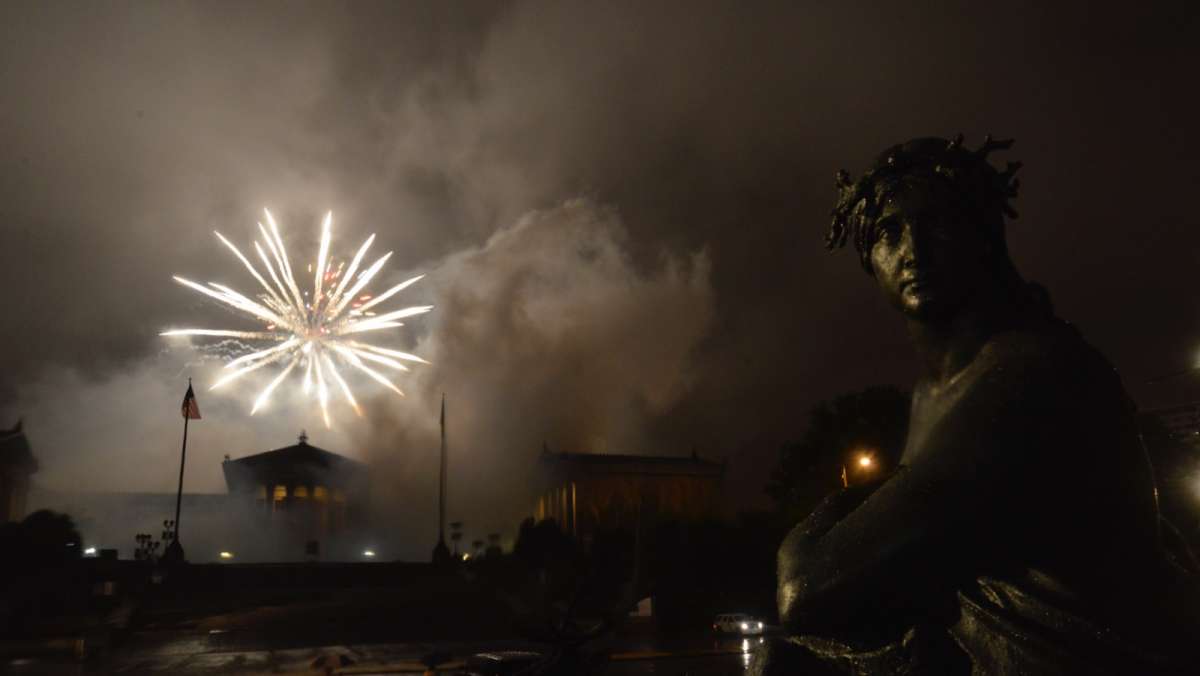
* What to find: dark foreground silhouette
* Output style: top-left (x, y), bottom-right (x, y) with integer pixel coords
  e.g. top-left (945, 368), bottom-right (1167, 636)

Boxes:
top-left (754, 136), bottom-right (1200, 674)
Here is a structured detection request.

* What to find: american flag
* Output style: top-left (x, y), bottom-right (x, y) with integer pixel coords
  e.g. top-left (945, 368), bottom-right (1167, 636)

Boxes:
top-left (181, 382), bottom-right (202, 420)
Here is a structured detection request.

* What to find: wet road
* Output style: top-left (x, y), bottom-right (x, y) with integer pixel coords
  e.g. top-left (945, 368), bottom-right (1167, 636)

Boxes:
top-left (606, 636), bottom-right (761, 675)
top-left (608, 655), bottom-right (748, 675)
top-left (4, 633), bottom-right (766, 674)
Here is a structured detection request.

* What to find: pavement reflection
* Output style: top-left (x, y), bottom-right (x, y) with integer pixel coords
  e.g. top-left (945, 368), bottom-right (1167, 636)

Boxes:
top-left (602, 634), bottom-right (762, 675)
top-left (3, 629), bottom-right (767, 674)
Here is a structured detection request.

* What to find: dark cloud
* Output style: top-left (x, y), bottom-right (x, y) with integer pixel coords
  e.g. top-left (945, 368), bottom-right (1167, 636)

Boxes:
top-left (2, 1), bottom-right (1198, 555)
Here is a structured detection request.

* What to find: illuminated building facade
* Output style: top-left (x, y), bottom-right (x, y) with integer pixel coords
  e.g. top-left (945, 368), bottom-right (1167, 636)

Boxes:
top-left (533, 449), bottom-right (725, 539)
top-left (221, 432), bottom-right (369, 553)
top-left (0, 420), bottom-right (37, 523)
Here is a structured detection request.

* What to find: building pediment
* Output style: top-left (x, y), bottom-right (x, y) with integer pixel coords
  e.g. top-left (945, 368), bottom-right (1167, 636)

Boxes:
top-left (222, 434), bottom-right (366, 494)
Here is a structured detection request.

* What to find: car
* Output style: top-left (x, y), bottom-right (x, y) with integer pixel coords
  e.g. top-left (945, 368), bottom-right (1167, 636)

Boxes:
top-left (712, 612), bottom-right (764, 635)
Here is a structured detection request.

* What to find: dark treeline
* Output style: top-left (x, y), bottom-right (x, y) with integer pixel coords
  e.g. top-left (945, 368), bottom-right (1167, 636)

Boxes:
top-left (470, 386), bottom-right (913, 636)
top-left (0, 510), bottom-right (87, 638)
top-left (471, 514), bottom-right (782, 637)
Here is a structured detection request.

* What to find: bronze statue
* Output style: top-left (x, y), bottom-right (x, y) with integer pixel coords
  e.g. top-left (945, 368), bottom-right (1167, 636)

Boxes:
top-left (753, 136), bottom-right (1199, 674)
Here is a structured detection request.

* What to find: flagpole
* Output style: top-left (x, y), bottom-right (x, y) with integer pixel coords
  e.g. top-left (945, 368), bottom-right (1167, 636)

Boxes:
top-left (431, 393), bottom-right (450, 564)
top-left (166, 378), bottom-right (193, 564)
top-left (439, 393), bottom-right (446, 545)
top-left (174, 391), bottom-right (189, 543)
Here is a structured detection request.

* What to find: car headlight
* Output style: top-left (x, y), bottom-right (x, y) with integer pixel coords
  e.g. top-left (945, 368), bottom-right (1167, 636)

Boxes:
top-left (740, 622), bottom-right (748, 630)
top-left (757, 622), bottom-right (763, 629)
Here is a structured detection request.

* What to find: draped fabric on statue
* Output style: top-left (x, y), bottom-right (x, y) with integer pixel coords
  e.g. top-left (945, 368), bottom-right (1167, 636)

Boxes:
top-left (753, 569), bottom-right (1190, 675)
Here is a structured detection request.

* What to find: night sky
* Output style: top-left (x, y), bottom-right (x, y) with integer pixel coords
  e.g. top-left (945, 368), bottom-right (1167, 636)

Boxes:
top-left (1, 1), bottom-right (1197, 557)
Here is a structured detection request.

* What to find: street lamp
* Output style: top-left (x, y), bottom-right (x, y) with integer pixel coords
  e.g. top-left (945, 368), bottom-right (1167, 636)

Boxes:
top-left (842, 451), bottom-right (877, 487)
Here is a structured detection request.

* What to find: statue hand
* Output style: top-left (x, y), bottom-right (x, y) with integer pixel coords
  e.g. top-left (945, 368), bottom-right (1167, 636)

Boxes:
top-left (797, 472), bottom-right (892, 540)
top-left (777, 471), bottom-right (896, 629)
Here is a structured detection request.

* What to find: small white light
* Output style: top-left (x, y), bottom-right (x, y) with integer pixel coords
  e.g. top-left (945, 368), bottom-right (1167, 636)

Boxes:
top-left (363, 549), bottom-right (376, 558)
top-left (740, 622), bottom-right (748, 630)
top-left (219, 551), bottom-right (234, 559)
top-left (84, 547), bottom-right (97, 556)
top-left (758, 621), bottom-right (763, 629)
top-left (462, 553), bottom-right (469, 561)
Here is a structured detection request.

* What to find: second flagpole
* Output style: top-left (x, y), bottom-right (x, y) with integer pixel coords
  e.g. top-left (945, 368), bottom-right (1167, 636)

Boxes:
top-left (166, 378), bottom-right (193, 564)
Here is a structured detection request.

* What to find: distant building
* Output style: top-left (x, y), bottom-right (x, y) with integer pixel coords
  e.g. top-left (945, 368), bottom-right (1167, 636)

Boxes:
top-left (533, 449), bottom-right (725, 540)
top-left (26, 433), bottom-right (375, 562)
top-left (222, 431), bottom-right (370, 556)
top-left (0, 420), bottom-right (37, 523)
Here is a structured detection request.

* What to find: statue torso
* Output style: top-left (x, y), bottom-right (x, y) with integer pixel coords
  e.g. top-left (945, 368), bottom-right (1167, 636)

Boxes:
top-left (898, 319), bottom-right (1189, 666)
top-left (762, 318), bottom-right (1198, 675)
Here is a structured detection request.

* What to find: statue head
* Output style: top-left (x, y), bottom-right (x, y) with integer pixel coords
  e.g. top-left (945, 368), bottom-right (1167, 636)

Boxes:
top-left (826, 135), bottom-right (1024, 320)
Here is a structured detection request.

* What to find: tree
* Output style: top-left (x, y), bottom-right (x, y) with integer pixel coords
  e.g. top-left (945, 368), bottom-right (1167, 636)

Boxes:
top-left (4, 510), bottom-right (82, 574)
top-left (766, 386), bottom-right (909, 520)
top-left (0, 510), bottom-right (84, 636)
top-left (490, 518), bottom-right (632, 674)
top-left (513, 518), bottom-right (576, 570)
top-left (486, 532), bottom-right (503, 559)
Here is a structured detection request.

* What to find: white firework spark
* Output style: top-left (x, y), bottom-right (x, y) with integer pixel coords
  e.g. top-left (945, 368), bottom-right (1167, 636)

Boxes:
top-left (162, 208), bottom-right (432, 426)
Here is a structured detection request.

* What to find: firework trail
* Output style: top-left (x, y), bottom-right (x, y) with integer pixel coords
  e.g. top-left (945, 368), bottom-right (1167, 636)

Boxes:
top-left (162, 209), bottom-right (432, 427)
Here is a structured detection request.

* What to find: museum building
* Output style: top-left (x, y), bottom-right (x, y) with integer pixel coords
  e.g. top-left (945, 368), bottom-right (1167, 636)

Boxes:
top-left (533, 448), bottom-right (725, 540)
top-left (221, 431), bottom-right (369, 545)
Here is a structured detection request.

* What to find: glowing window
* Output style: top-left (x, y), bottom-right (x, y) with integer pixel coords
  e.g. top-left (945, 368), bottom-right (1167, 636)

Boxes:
top-left (293, 486), bottom-right (309, 498)
top-left (313, 486), bottom-right (329, 501)
top-left (273, 485), bottom-right (287, 501)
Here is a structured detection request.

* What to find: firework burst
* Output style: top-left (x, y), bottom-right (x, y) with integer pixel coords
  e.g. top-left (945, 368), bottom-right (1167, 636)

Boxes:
top-left (162, 208), bottom-right (432, 427)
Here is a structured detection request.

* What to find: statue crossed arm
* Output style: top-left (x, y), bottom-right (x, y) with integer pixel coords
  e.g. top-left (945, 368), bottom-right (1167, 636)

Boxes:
top-left (777, 334), bottom-right (1112, 632)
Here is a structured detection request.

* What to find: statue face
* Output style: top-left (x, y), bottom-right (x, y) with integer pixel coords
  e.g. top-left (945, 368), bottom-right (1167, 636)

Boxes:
top-left (868, 181), bottom-right (993, 321)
